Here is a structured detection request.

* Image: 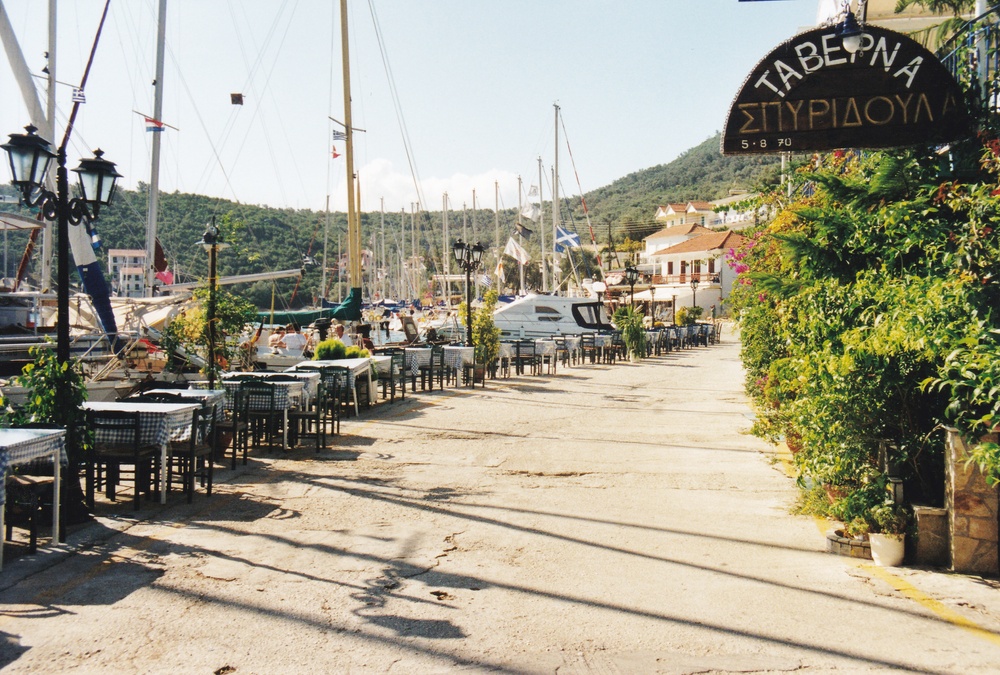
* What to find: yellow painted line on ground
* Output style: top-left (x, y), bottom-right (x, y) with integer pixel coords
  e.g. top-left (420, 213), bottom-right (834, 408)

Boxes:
top-left (863, 563), bottom-right (1000, 646)
top-left (771, 442), bottom-right (832, 536)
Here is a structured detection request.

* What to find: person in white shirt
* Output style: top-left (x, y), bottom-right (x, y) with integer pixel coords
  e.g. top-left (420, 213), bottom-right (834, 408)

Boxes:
top-left (334, 323), bottom-right (354, 347)
top-left (282, 323), bottom-right (308, 353)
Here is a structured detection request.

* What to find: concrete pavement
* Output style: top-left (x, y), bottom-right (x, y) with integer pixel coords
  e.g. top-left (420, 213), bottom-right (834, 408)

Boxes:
top-left (3, 328), bottom-right (1000, 673)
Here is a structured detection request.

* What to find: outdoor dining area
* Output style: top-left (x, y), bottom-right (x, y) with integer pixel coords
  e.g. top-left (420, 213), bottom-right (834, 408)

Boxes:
top-left (0, 321), bottom-right (722, 566)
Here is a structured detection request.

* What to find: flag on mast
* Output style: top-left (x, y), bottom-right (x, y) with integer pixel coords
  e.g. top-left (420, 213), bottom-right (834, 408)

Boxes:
top-left (554, 226), bottom-right (581, 253)
top-left (145, 116), bottom-right (164, 133)
top-left (504, 237), bottom-right (530, 265)
top-left (495, 259), bottom-right (505, 282)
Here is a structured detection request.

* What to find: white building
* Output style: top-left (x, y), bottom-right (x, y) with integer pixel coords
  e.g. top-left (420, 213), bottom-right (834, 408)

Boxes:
top-left (107, 249), bottom-right (146, 298)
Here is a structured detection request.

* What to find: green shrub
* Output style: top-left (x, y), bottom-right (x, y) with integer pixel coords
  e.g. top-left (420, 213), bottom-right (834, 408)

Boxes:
top-left (314, 338), bottom-right (347, 361)
top-left (344, 345), bottom-right (370, 359)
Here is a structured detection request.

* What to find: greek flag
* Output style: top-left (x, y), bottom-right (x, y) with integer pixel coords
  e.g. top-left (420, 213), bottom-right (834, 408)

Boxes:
top-left (479, 274), bottom-right (492, 288)
top-left (72, 88), bottom-right (86, 103)
top-left (332, 130), bottom-right (347, 141)
top-left (554, 226), bottom-right (580, 253)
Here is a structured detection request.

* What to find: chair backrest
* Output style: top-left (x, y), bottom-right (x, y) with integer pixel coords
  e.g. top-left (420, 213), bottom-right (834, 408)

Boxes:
top-left (261, 373), bottom-right (301, 382)
top-left (192, 405), bottom-right (215, 446)
top-left (390, 351), bottom-right (405, 377)
top-left (581, 333), bottom-right (595, 348)
top-left (87, 409), bottom-right (142, 450)
top-left (319, 366), bottom-right (350, 391)
top-left (430, 345), bottom-right (445, 368)
top-left (239, 379), bottom-right (276, 411)
top-left (230, 386), bottom-right (251, 422)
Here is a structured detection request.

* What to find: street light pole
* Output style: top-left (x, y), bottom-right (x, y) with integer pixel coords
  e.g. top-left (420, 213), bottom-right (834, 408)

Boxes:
top-left (691, 276), bottom-right (699, 310)
top-left (624, 265), bottom-right (639, 307)
top-left (453, 239), bottom-right (484, 347)
top-left (200, 218), bottom-right (228, 391)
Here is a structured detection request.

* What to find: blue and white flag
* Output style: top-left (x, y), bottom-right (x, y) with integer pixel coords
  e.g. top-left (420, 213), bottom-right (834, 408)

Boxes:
top-left (479, 274), bottom-right (492, 288)
top-left (332, 130), bottom-right (347, 141)
top-left (554, 226), bottom-right (580, 253)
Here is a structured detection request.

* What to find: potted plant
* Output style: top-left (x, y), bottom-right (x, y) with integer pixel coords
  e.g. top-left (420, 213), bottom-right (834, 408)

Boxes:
top-left (612, 305), bottom-right (647, 362)
top-left (313, 338), bottom-right (347, 361)
top-left (472, 290), bottom-right (502, 379)
top-left (868, 502), bottom-right (910, 566)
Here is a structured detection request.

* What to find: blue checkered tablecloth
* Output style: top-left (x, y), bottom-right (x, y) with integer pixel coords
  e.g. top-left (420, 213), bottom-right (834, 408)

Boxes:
top-left (288, 358), bottom-right (372, 395)
top-left (443, 346), bottom-right (474, 371)
top-left (403, 348), bottom-right (432, 376)
top-left (0, 428), bottom-right (67, 506)
top-left (223, 371), bottom-right (319, 400)
top-left (83, 401), bottom-right (200, 504)
top-left (214, 380), bottom-right (297, 412)
top-left (142, 389), bottom-right (227, 421)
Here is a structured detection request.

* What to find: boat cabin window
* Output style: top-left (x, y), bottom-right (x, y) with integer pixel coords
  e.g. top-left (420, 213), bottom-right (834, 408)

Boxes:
top-left (535, 305), bottom-right (562, 322)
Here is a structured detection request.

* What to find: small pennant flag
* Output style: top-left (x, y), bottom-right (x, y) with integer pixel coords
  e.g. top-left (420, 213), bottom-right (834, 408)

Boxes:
top-left (72, 88), bottom-right (86, 103)
top-left (495, 260), bottom-right (505, 283)
top-left (504, 237), bottom-right (530, 265)
top-left (331, 146), bottom-right (341, 158)
top-left (515, 222), bottom-right (533, 238)
top-left (332, 130), bottom-right (347, 141)
top-left (145, 116), bottom-right (164, 132)
top-left (231, 93), bottom-right (244, 105)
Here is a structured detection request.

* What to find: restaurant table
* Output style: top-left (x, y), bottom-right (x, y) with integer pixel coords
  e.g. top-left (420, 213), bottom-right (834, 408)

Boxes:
top-left (222, 371), bottom-right (319, 406)
top-left (287, 358), bottom-right (375, 415)
top-left (403, 347), bottom-right (432, 376)
top-left (0, 427), bottom-right (67, 570)
top-left (442, 346), bottom-right (474, 373)
top-left (562, 336), bottom-right (582, 364)
top-left (203, 380), bottom-right (303, 450)
top-left (82, 401), bottom-right (199, 504)
top-left (141, 389), bottom-right (227, 421)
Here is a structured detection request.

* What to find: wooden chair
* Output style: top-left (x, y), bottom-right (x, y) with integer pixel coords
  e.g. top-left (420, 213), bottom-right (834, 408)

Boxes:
top-left (379, 349), bottom-right (407, 401)
top-left (86, 410), bottom-right (158, 510)
top-left (580, 333), bottom-right (597, 364)
top-left (288, 381), bottom-right (328, 450)
top-left (419, 345), bottom-right (445, 391)
top-left (217, 387), bottom-right (251, 469)
top-left (514, 339), bottom-right (538, 376)
top-left (241, 380), bottom-right (280, 451)
top-left (168, 406), bottom-right (215, 503)
top-left (4, 424), bottom-right (66, 553)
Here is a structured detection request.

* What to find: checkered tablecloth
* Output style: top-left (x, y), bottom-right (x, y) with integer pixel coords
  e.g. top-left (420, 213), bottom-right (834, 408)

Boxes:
top-left (443, 346), bottom-right (474, 371)
top-left (142, 389), bottom-right (227, 421)
top-left (225, 371), bottom-right (319, 400)
top-left (0, 428), bottom-right (67, 506)
top-left (404, 348), bottom-right (432, 376)
top-left (288, 358), bottom-right (372, 396)
top-left (214, 380), bottom-right (298, 412)
top-left (83, 401), bottom-right (200, 504)
top-left (534, 340), bottom-right (556, 357)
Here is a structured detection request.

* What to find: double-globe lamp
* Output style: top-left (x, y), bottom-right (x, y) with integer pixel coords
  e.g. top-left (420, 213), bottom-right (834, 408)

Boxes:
top-left (2, 124), bottom-right (121, 364)
top-left (452, 239), bottom-right (484, 347)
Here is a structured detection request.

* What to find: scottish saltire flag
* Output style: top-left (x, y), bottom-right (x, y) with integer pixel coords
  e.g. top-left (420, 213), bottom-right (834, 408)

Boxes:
top-left (554, 226), bottom-right (581, 253)
top-left (332, 130), bottom-right (347, 141)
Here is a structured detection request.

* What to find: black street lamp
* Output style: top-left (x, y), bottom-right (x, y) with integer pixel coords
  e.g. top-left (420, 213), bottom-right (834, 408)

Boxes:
top-left (690, 274), bottom-right (699, 310)
top-left (2, 124), bottom-right (120, 364)
top-left (453, 239), bottom-right (484, 346)
top-left (624, 265), bottom-right (639, 306)
top-left (200, 217), bottom-right (228, 390)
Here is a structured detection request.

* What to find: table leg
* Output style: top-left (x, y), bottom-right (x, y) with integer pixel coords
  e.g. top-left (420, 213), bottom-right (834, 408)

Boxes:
top-left (160, 445), bottom-right (168, 504)
top-left (52, 450), bottom-right (61, 544)
top-left (283, 409), bottom-right (289, 449)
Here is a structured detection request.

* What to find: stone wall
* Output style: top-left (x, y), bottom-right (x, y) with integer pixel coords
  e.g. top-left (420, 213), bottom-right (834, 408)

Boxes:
top-left (946, 429), bottom-right (999, 575)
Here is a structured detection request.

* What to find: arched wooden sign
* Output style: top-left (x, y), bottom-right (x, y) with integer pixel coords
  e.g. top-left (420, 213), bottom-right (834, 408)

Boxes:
top-left (722, 25), bottom-right (971, 155)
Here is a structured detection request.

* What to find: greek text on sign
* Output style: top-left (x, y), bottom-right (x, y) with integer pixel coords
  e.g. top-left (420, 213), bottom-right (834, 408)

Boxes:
top-left (722, 25), bottom-right (970, 155)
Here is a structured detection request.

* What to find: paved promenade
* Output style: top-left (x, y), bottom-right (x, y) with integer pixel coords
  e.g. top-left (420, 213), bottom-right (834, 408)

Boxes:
top-left (3, 328), bottom-right (1000, 673)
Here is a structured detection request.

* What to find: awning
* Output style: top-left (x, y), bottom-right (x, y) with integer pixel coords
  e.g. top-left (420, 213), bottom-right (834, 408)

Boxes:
top-left (0, 212), bottom-right (43, 231)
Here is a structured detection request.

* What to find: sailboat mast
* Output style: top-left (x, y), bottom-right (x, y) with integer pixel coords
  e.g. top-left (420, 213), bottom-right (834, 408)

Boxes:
top-left (340, 0), bottom-right (360, 289)
top-left (321, 194), bottom-right (330, 298)
top-left (145, 0), bottom-right (167, 296)
top-left (538, 156), bottom-right (547, 292)
top-left (553, 103), bottom-right (560, 293)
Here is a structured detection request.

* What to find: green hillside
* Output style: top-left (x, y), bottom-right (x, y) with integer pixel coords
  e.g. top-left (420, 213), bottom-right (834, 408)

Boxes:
top-left (0, 133), bottom-right (783, 309)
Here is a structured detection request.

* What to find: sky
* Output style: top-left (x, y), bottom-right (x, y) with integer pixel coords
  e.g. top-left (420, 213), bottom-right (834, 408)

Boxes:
top-left (0, 0), bottom-right (822, 220)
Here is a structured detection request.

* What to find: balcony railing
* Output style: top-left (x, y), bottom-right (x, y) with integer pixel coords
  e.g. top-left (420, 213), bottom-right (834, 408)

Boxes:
top-left (651, 274), bottom-right (720, 285)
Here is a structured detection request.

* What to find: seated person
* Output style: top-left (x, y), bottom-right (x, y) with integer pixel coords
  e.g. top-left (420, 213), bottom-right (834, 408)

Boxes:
top-left (334, 323), bottom-right (354, 347)
top-left (282, 323), bottom-right (308, 353)
top-left (267, 327), bottom-right (286, 351)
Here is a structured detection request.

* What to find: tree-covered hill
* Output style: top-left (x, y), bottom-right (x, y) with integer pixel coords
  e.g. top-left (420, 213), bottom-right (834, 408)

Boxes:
top-left (0, 132), bottom-right (784, 309)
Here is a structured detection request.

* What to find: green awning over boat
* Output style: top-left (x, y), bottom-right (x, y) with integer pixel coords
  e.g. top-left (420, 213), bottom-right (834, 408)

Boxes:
top-left (259, 287), bottom-right (363, 326)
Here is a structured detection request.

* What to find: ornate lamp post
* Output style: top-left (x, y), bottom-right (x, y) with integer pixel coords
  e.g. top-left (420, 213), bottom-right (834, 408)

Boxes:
top-left (624, 265), bottom-right (639, 306)
top-left (690, 275), bottom-right (699, 310)
top-left (453, 239), bottom-right (484, 346)
top-left (2, 124), bottom-right (120, 364)
top-left (200, 217), bottom-right (229, 390)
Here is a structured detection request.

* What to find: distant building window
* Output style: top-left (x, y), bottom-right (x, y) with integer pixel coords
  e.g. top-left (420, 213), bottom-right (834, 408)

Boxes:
top-left (708, 259), bottom-right (716, 274)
